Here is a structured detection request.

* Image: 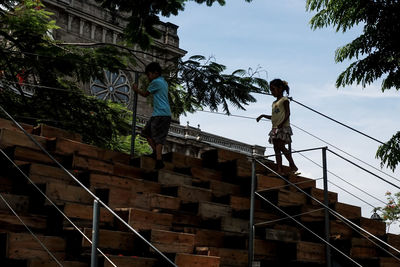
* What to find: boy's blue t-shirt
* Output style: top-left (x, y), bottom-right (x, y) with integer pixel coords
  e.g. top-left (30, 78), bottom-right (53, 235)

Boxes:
top-left (147, 76), bottom-right (171, 117)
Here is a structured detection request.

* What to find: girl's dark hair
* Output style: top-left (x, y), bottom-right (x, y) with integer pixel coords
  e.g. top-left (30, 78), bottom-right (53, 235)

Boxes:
top-left (145, 62), bottom-right (162, 75)
top-left (270, 79), bottom-right (290, 95)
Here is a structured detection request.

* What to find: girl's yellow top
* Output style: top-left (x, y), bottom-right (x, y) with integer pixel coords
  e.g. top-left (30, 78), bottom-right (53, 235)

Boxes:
top-left (271, 96), bottom-right (290, 128)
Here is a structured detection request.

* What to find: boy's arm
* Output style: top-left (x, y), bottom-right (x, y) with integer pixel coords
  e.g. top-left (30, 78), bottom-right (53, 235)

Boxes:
top-left (256, 114), bottom-right (271, 122)
top-left (132, 83), bottom-right (150, 97)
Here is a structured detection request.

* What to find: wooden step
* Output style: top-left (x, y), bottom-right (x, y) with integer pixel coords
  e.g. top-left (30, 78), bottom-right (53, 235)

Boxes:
top-left (201, 148), bottom-right (247, 169)
top-left (115, 208), bottom-right (173, 231)
top-left (199, 247), bottom-right (248, 267)
top-left (184, 228), bottom-right (225, 247)
top-left (0, 232), bottom-right (66, 260)
top-left (0, 118), bottom-right (33, 133)
top-left (265, 227), bottom-right (301, 242)
top-left (112, 162), bottom-right (146, 179)
top-left (27, 259), bottom-right (88, 267)
top-left (131, 193), bottom-right (181, 211)
top-left (333, 202), bottom-right (362, 220)
top-left (158, 169), bottom-right (192, 186)
top-left (284, 241), bottom-right (325, 263)
top-left (162, 152), bottom-right (188, 168)
top-left (209, 180), bottom-right (241, 198)
top-left (350, 237), bottom-right (378, 259)
top-left (257, 174), bottom-right (286, 191)
top-left (260, 189), bottom-right (307, 208)
top-left (7, 146), bottom-right (69, 166)
top-left (299, 205), bottom-right (325, 222)
top-left (40, 182), bottom-right (93, 206)
top-left (359, 217), bottom-right (386, 237)
top-left (254, 239), bottom-right (278, 260)
top-left (307, 187), bottom-right (338, 205)
top-left (0, 128), bottom-right (47, 150)
top-left (175, 253), bottom-right (220, 267)
top-left (0, 193), bottom-right (29, 213)
top-left (329, 220), bottom-right (353, 240)
top-left (288, 174), bottom-right (316, 190)
top-left (198, 202), bottom-right (231, 220)
top-left (0, 210), bottom-right (47, 232)
top-left (191, 166), bottom-right (223, 182)
top-left (62, 202), bottom-right (113, 225)
top-left (379, 257), bottom-right (400, 267)
top-left (103, 255), bottom-right (157, 267)
top-left (33, 124), bottom-right (82, 142)
top-left (161, 184), bottom-right (212, 203)
top-left (28, 163), bottom-right (80, 185)
top-left (82, 228), bottom-right (137, 252)
top-left (220, 217), bottom-right (248, 234)
top-left (47, 137), bottom-right (130, 164)
top-left (149, 229), bottom-right (195, 254)
top-left (386, 233), bottom-right (400, 255)
top-left (72, 154), bottom-right (113, 174)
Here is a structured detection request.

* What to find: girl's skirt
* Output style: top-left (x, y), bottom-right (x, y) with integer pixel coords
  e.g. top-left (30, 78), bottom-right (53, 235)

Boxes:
top-left (268, 126), bottom-right (293, 144)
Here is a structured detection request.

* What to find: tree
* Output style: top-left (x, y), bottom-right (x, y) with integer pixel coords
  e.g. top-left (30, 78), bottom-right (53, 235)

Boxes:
top-left (306, 0), bottom-right (400, 170)
top-left (374, 191), bottom-right (400, 232)
top-left (1, 0), bottom-right (267, 152)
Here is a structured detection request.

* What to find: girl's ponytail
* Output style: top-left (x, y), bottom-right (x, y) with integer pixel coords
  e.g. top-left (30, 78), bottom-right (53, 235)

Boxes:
top-left (270, 79), bottom-right (290, 95)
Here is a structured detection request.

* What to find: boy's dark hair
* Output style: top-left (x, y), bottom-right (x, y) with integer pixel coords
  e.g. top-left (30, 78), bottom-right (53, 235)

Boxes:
top-left (145, 62), bottom-right (162, 75)
top-left (270, 78), bottom-right (290, 95)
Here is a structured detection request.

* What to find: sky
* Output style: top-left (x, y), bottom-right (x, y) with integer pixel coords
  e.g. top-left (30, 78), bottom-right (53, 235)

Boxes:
top-left (164, 0), bottom-right (400, 232)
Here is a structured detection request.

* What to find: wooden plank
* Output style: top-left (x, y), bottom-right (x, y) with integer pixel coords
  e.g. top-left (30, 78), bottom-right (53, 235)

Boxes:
top-left (350, 238), bottom-right (378, 259)
top-left (0, 118), bottom-right (33, 133)
top-left (28, 259), bottom-right (87, 267)
top-left (158, 170), bottom-right (192, 186)
top-left (0, 211), bottom-right (47, 231)
top-left (191, 166), bottom-right (223, 181)
top-left (82, 228), bottom-right (136, 251)
top-left (265, 228), bottom-right (300, 242)
top-left (29, 163), bottom-right (74, 185)
top-left (209, 180), bottom-right (241, 197)
top-left (262, 189), bottom-right (307, 207)
top-left (113, 162), bottom-right (145, 179)
top-left (162, 185), bottom-right (212, 203)
top-left (288, 175), bottom-right (316, 190)
top-left (300, 205), bottom-right (325, 222)
top-left (103, 255), bottom-right (157, 267)
top-left (257, 174), bottom-right (286, 191)
top-left (163, 152), bottom-right (187, 168)
top-left (184, 228), bottom-right (224, 247)
top-left (149, 193), bottom-right (181, 211)
top-left (333, 202), bottom-right (361, 220)
top-left (379, 257), bottom-right (400, 267)
top-left (11, 146), bottom-right (66, 165)
top-left (330, 220), bottom-right (353, 240)
top-left (198, 202), bottom-right (231, 220)
top-left (175, 253), bottom-right (220, 267)
top-left (150, 229), bottom-right (195, 254)
top-left (115, 208), bottom-right (173, 231)
top-left (387, 233), bottom-right (400, 255)
top-left (359, 217), bottom-right (386, 237)
top-left (296, 241), bottom-right (325, 263)
top-left (0, 193), bottom-right (29, 213)
top-left (44, 182), bottom-right (93, 205)
top-left (221, 217), bottom-right (248, 233)
top-left (0, 128), bottom-right (47, 150)
top-left (63, 203), bottom-right (113, 224)
top-left (207, 247), bottom-right (248, 267)
top-left (72, 154), bottom-right (113, 174)
top-left (308, 187), bottom-right (338, 205)
top-left (185, 156), bottom-right (203, 168)
top-left (33, 124), bottom-right (82, 142)
top-left (254, 239), bottom-right (278, 259)
top-left (1, 232), bottom-right (66, 260)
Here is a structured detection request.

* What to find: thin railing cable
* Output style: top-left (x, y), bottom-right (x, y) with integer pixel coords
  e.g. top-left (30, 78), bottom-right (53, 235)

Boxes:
top-left (328, 149), bottom-right (400, 190)
top-left (289, 98), bottom-right (385, 145)
top-left (255, 158), bottom-right (400, 255)
top-left (0, 105), bottom-right (177, 267)
top-left (0, 149), bottom-right (117, 267)
top-left (292, 148), bottom-right (385, 207)
top-left (0, 192), bottom-right (63, 267)
top-left (254, 208), bottom-right (325, 227)
top-left (255, 192), bottom-right (362, 267)
top-left (291, 123), bottom-right (400, 184)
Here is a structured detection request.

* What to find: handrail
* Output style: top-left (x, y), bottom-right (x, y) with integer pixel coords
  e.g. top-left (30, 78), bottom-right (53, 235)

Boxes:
top-left (250, 152), bottom-right (400, 266)
top-left (0, 105), bottom-right (177, 267)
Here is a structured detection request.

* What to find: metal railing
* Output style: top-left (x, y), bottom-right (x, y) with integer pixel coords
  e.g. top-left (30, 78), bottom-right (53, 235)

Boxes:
top-left (0, 105), bottom-right (177, 267)
top-left (248, 146), bottom-right (400, 267)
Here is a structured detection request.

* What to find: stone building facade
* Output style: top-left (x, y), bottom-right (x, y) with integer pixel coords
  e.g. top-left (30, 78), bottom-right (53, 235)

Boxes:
top-left (42, 0), bottom-right (266, 158)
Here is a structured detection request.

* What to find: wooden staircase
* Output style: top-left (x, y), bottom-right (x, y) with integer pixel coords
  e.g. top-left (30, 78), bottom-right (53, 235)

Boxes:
top-left (0, 117), bottom-right (400, 267)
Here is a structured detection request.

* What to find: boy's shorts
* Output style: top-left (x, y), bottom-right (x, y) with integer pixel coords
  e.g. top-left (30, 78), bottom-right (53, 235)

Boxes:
top-left (141, 116), bottom-right (171, 145)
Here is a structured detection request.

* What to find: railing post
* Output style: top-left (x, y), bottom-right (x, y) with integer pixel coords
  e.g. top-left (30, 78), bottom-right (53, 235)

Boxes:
top-left (130, 72), bottom-right (139, 163)
top-left (248, 146), bottom-right (256, 267)
top-left (91, 199), bottom-right (100, 267)
top-left (322, 147), bottom-right (332, 267)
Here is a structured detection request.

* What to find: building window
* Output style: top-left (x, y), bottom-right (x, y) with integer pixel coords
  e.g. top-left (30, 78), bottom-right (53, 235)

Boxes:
top-left (90, 70), bottom-right (131, 104)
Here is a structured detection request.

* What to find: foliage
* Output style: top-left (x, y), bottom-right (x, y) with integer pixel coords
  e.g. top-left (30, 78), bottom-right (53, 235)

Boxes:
top-left (168, 55), bottom-right (268, 116)
top-left (374, 191), bottom-right (400, 232)
top-left (376, 132), bottom-right (400, 172)
top-left (96, 0), bottom-right (253, 49)
top-left (112, 134), bottom-right (152, 156)
top-left (306, 0), bottom-right (400, 91)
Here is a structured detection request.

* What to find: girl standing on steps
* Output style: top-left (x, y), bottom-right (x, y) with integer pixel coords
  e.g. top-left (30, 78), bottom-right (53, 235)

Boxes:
top-left (256, 79), bottom-right (298, 174)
